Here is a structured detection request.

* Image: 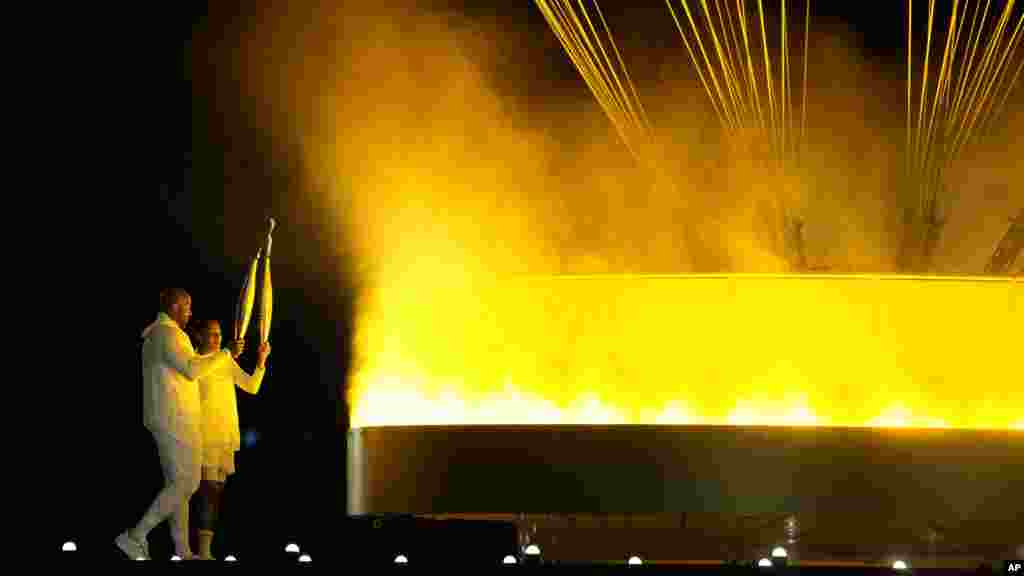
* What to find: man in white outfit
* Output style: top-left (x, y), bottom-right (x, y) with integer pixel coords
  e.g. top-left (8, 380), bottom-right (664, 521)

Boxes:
top-left (116, 288), bottom-right (242, 560)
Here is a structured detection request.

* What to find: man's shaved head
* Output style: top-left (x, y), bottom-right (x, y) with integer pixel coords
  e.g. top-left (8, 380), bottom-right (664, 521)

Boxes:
top-left (159, 288), bottom-right (192, 329)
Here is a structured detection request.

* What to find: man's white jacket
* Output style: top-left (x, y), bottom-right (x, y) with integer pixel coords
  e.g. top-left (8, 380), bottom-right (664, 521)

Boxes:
top-left (141, 312), bottom-right (232, 444)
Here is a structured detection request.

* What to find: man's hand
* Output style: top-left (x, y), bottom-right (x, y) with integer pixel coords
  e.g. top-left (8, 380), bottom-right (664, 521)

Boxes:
top-left (229, 339), bottom-right (245, 359)
top-left (257, 342), bottom-right (271, 368)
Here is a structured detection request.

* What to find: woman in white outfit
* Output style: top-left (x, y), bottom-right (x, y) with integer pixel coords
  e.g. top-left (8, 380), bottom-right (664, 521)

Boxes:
top-left (189, 318), bottom-right (269, 560)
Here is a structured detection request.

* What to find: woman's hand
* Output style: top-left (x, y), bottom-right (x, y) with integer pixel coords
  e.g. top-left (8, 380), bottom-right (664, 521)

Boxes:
top-left (257, 342), bottom-right (271, 368)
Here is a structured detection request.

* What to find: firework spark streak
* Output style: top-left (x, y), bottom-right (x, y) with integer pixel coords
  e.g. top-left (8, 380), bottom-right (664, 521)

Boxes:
top-left (533, 0), bottom-right (654, 166)
top-left (905, 0), bottom-right (1023, 270)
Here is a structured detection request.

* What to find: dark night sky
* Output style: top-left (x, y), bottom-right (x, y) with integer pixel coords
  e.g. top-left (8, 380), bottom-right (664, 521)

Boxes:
top-left (59, 0), bottom-right (1014, 560)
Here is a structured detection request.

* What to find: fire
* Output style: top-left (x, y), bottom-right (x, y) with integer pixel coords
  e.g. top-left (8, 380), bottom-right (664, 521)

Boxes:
top-left (285, 0), bottom-right (1024, 432)
top-left (348, 274), bottom-right (1021, 430)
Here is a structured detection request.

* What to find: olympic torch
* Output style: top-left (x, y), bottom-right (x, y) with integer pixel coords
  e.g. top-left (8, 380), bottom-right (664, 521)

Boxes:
top-left (234, 248), bottom-right (261, 346)
top-left (257, 217), bottom-right (275, 344)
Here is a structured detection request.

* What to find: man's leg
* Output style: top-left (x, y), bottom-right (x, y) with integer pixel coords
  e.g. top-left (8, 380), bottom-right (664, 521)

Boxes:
top-left (116, 431), bottom-right (200, 559)
top-left (167, 434), bottom-right (202, 558)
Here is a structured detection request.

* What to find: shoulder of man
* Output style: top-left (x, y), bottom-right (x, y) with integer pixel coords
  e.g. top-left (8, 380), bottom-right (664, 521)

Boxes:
top-left (146, 322), bottom-right (191, 348)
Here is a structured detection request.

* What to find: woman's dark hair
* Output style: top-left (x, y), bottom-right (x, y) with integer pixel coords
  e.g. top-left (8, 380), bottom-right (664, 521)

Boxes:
top-left (186, 319), bottom-right (203, 350)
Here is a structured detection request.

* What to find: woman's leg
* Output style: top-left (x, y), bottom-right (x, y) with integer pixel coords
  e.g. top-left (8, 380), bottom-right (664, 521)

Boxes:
top-left (196, 472), bottom-right (226, 559)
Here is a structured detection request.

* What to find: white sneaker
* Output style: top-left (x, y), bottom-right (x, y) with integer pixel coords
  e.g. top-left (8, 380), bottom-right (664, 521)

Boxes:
top-left (115, 532), bottom-right (148, 560)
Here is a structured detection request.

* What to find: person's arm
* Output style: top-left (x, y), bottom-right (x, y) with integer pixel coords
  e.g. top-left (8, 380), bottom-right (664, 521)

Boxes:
top-left (233, 359), bottom-right (265, 395)
top-left (162, 326), bottom-right (232, 380)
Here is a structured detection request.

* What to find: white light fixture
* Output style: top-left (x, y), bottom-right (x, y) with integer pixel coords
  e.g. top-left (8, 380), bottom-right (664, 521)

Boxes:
top-left (135, 557), bottom-right (146, 561)
top-left (628, 555), bottom-right (643, 565)
top-left (893, 560), bottom-right (909, 570)
top-left (524, 544), bottom-right (541, 556)
top-left (225, 555), bottom-right (238, 562)
top-left (395, 554), bottom-right (408, 564)
top-left (285, 543), bottom-right (300, 554)
top-left (771, 546), bottom-right (788, 558)
top-left (171, 555), bottom-right (182, 561)
top-left (502, 555), bottom-right (518, 565)
top-left (758, 557), bottom-right (773, 567)
top-left (61, 541), bottom-right (77, 552)
top-left (298, 554), bottom-right (312, 563)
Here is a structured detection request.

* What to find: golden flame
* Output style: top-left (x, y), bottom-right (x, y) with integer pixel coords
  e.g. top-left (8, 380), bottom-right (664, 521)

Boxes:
top-left (250, 3), bottom-right (1024, 432)
top-left (349, 274), bottom-right (1021, 430)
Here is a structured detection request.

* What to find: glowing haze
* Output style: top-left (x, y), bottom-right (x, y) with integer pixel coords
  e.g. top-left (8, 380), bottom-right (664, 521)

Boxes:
top-left (232, 1), bottom-right (1023, 429)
